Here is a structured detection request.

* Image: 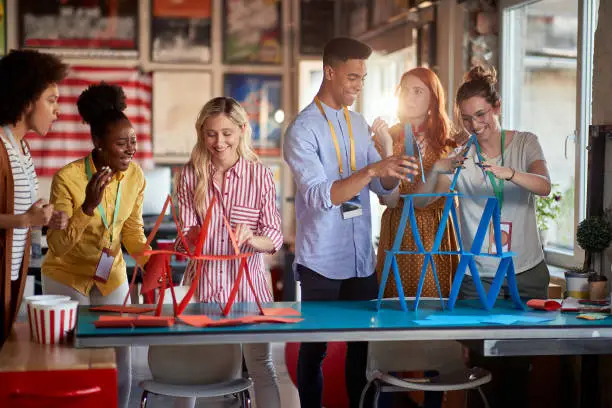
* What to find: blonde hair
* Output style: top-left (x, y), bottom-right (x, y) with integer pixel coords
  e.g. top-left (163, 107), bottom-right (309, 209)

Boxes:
top-left (188, 97), bottom-right (258, 218)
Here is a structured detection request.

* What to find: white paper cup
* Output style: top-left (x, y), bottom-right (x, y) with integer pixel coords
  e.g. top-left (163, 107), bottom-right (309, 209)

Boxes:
top-left (30, 299), bottom-right (79, 345)
top-left (25, 295), bottom-right (71, 339)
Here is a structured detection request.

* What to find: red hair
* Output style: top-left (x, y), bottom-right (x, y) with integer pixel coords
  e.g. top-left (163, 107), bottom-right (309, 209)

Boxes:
top-left (397, 67), bottom-right (456, 156)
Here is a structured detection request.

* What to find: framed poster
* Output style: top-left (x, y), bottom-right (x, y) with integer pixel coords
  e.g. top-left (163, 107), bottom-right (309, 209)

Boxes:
top-left (153, 71), bottom-right (212, 159)
top-left (224, 73), bottom-right (282, 156)
top-left (223, 0), bottom-right (282, 64)
top-left (19, 1), bottom-right (139, 59)
top-left (151, 0), bottom-right (211, 63)
top-left (0, 0), bottom-right (5, 56)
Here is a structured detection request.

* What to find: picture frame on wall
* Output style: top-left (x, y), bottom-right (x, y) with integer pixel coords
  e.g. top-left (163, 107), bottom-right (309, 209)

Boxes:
top-left (223, 0), bottom-right (282, 65)
top-left (224, 73), bottom-right (283, 156)
top-left (150, 0), bottom-right (212, 63)
top-left (18, 1), bottom-right (139, 59)
top-left (152, 71), bottom-right (212, 160)
top-left (0, 0), bottom-right (6, 56)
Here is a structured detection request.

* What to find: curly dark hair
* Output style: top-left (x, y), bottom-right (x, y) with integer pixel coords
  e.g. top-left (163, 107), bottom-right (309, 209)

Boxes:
top-left (77, 82), bottom-right (130, 141)
top-left (0, 49), bottom-right (69, 126)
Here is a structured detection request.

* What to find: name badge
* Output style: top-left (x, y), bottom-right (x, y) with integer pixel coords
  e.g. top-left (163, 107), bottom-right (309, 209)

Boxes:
top-left (94, 248), bottom-right (115, 283)
top-left (341, 195), bottom-right (363, 220)
top-left (489, 221), bottom-right (512, 254)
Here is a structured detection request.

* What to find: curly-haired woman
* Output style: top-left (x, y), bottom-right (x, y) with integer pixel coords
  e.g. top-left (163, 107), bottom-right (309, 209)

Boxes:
top-left (0, 49), bottom-right (69, 346)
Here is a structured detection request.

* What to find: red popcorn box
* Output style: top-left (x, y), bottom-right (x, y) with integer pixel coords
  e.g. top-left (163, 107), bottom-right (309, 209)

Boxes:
top-left (30, 299), bottom-right (79, 345)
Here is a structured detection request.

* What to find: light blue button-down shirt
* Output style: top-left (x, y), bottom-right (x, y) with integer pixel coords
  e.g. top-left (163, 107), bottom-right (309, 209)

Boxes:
top-left (283, 100), bottom-right (396, 280)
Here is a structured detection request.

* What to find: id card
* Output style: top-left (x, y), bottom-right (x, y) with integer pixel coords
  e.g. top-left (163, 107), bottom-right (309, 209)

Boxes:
top-left (489, 221), bottom-right (512, 253)
top-left (94, 248), bottom-right (115, 283)
top-left (341, 195), bottom-right (363, 220)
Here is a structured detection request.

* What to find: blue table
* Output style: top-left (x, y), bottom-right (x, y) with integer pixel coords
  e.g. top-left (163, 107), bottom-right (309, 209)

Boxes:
top-left (74, 299), bottom-right (612, 357)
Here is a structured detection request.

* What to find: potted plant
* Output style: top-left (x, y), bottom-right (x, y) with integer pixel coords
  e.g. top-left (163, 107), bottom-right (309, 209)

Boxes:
top-left (576, 215), bottom-right (612, 273)
top-left (535, 184), bottom-right (563, 246)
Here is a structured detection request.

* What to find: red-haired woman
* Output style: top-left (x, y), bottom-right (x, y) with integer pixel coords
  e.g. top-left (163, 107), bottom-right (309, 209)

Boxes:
top-left (373, 67), bottom-right (459, 301)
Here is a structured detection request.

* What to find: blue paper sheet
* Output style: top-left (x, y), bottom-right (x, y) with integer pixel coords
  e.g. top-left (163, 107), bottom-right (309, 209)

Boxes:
top-left (414, 313), bottom-right (555, 326)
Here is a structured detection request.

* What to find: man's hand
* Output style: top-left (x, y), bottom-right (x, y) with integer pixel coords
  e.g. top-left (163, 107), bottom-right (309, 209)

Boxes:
top-left (368, 155), bottom-right (419, 180)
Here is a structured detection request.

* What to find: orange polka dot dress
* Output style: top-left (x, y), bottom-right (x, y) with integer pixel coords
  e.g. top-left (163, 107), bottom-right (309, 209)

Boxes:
top-left (375, 125), bottom-right (460, 298)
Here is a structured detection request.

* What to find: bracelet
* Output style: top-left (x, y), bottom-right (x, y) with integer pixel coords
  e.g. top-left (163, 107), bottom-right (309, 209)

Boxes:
top-left (505, 168), bottom-right (516, 181)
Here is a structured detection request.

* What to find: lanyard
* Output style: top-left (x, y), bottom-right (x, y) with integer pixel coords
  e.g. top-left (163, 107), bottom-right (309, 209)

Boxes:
top-left (475, 130), bottom-right (505, 209)
top-left (85, 157), bottom-right (122, 243)
top-left (314, 96), bottom-right (356, 176)
top-left (2, 126), bottom-right (36, 203)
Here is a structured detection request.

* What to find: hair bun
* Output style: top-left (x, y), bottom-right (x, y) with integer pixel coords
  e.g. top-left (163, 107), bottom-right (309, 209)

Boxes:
top-left (77, 82), bottom-right (127, 125)
top-left (464, 65), bottom-right (497, 86)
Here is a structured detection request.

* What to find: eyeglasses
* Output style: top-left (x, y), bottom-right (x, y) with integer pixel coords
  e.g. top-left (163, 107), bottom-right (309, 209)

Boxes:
top-left (461, 108), bottom-right (492, 125)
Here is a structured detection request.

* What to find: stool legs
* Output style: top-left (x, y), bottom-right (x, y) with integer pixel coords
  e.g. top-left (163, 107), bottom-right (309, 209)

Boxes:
top-left (140, 390), bottom-right (149, 408)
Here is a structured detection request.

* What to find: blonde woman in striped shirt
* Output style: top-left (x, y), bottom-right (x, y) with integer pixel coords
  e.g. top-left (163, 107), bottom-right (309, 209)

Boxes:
top-left (173, 97), bottom-right (282, 408)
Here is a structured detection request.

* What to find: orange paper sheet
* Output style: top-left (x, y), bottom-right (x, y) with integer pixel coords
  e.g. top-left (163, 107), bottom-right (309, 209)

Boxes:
top-left (89, 305), bottom-right (156, 314)
top-left (178, 314), bottom-right (303, 327)
top-left (94, 315), bottom-right (175, 328)
top-left (262, 308), bottom-right (301, 317)
top-left (179, 315), bottom-right (214, 327)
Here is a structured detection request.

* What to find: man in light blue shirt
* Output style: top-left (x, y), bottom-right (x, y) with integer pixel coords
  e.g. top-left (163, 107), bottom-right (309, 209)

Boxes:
top-left (283, 37), bottom-right (418, 408)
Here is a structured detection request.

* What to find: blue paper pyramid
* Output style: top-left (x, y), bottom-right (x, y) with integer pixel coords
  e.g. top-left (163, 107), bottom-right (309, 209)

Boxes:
top-left (376, 132), bottom-right (525, 312)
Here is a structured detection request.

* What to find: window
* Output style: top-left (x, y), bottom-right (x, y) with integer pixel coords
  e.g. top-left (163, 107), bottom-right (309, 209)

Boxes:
top-left (500, 0), bottom-right (599, 268)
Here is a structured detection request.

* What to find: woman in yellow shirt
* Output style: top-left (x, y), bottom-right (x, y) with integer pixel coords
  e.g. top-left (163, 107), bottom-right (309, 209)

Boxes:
top-left (42, 82), bottom-right (150, 408)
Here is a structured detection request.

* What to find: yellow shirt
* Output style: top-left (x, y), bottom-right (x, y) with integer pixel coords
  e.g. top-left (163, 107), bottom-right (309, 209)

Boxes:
top-left (43, 155), bottom-right (150, 296)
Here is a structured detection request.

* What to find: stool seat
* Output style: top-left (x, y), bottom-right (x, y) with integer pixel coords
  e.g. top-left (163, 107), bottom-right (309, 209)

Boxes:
top-left (139, 377), bottom-right (253, 398)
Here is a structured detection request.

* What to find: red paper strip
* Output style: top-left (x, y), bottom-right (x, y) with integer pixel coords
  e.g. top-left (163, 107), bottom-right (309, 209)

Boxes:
top-left (195, 196), bottom-right (217, 256)
top-left (89, 306), bottom-right (156, 314)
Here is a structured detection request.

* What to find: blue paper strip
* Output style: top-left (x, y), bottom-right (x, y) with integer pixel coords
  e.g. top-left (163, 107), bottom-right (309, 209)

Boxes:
top-left (404, 124), bottom-right (414, 183)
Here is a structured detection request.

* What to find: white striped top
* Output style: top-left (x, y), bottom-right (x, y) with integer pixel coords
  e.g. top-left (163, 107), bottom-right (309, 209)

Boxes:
top-left (176, 158), bottom-right (283, 304)
top-left (0, 135), bottom-right (38, 281)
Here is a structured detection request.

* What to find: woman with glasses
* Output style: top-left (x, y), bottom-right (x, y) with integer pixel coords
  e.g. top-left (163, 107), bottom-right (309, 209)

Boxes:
top-left (372, 67), bottom-right (460, 408)
top-left (417, 65), bottom-right (552, 408)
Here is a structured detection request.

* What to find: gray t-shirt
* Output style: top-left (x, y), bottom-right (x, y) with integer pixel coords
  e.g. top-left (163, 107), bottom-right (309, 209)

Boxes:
top-left (447, 131), bottom-right (546, 277)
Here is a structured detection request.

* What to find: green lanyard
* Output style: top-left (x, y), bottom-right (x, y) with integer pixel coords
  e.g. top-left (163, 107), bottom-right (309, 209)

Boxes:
top-left (476, 130), bottom-right (505, 210)
top-left (85, 158), bottom-right (122, 243)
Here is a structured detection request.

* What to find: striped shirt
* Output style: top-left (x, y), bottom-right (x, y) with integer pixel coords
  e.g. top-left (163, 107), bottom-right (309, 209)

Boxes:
top-left (0, 135), bottom-right (38, 281)
top-left (176, 157), bottom-right (283, 304)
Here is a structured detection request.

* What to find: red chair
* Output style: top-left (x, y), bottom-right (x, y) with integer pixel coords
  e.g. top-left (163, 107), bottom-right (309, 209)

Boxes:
top-left (285, 342), bottom-right (350, 408)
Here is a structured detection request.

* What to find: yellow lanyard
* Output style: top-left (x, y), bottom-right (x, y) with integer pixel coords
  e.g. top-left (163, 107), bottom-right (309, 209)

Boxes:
top-left (314, 96), bottom-right (356, 175)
